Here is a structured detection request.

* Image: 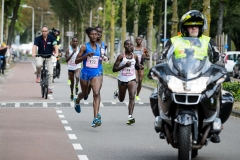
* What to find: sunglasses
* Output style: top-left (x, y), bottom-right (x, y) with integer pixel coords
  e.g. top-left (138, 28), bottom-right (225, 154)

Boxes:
top-left (42, 30), bottom-right (48, 32)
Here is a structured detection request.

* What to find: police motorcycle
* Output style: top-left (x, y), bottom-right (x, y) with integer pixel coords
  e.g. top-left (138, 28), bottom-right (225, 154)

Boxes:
top-left (148, 37), bottom-right (234, 160)
top-left (49, 28), bottom-right (62, 82)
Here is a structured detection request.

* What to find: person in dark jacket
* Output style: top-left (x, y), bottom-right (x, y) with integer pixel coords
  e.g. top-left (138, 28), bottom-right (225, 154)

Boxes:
top-left (0, 44), bottom-right (9, 74)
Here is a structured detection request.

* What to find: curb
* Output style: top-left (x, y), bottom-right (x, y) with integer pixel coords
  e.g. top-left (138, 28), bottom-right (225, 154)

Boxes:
top-left (104, 74), bottom-right (240, 117)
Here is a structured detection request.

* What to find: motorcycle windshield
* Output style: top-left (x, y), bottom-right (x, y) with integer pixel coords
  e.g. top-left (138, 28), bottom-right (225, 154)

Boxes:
top-left (166, 37), bottom-right (212, 80)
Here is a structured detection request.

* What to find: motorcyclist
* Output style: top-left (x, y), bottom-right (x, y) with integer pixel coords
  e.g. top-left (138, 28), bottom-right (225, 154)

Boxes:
top-left (158, 10), bottom-right (221, 143)
top-left (51, 28), bottom-right (62, 78)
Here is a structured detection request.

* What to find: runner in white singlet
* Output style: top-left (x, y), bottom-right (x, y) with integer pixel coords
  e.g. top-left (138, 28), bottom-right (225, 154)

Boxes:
top-left (65, 37), bottom-right (81, 101)
top-left (112, 40), bottom-right (141, 125)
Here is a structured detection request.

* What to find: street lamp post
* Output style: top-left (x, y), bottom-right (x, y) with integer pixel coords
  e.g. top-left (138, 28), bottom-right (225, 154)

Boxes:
top-left (164, 0), bottom-right (167, 47)
top-left (1, 0), bottom-right (5, 44)
top-left (22, 4), bottom-right (35, 44)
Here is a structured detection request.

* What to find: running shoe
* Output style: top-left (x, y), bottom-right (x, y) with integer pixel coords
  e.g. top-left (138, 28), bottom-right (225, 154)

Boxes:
top-left (92, 118), bottom-right (101, 128)
top-left (97, 113), bottom-right (101, 120)
top-left (75, 86), bottom-right (79, 95)
top-left (74, 98), bottom-right (81, 113)
top-left (113, 89), bottom-right (119, 99)
top-left (135, 96), bottom-right (141, 101)
top-left (126, 117), bottom-right (135, 125)
top-left (70, 94), bottom-right (74, 101)
top-left (36, 76), bottom-right (40, 83)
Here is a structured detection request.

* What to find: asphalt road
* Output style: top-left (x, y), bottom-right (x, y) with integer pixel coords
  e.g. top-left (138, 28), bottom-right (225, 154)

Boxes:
top-left (0, 59), bottom-right (239, 160)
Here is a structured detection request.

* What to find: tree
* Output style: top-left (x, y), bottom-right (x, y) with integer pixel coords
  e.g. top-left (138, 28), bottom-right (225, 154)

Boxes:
top-left (217, 0), bottom-right (225, 35)
top-left (133, 0), bottom-right (140, 39)
top-left (146, 1), bottom-right (154, 68)
top-left (7, 0), bottom-right (21, 45)
top-left (202, 0), bottom-right (211, 36)
top-left (110, 0), bottom-right (115, 63)
top-left (121, 0), bottom-right (126, 52)
top-left (171, 0), bottom-right (178, 37)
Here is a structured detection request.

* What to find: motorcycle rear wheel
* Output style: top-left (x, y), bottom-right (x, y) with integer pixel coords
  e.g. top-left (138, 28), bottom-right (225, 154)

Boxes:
top-left (178, 125), bottom-right (192, 160)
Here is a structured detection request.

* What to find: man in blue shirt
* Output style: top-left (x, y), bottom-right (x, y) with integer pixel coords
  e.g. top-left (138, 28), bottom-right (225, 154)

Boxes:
top-left (32, 26), bottom-right (58, 94)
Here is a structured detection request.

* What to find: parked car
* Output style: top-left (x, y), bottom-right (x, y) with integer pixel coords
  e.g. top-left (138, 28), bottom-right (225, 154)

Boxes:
top-left (224, 51), bottom-right (240, 73)
top-left (232, 57), bottom-right (240, 78)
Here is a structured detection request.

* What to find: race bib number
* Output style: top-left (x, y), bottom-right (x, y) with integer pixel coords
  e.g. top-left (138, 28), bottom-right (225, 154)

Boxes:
top-left (68, 59), bottom-right (77, 66)
top-left (122, 67), bottom-right (134, 76)
top-left (86, 56), bottom-right (99, 68)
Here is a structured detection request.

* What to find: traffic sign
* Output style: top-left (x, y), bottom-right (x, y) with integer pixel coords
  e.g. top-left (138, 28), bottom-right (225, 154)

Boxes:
top-left (66, 31), bottom-right (74, 37)
top-left (161, 38), bottom-right (169, 42)
top-left (224, 45), bottom-right (228, 49)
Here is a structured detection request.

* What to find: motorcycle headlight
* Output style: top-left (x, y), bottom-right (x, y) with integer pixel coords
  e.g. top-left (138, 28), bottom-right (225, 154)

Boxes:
top-left (216, 76), bottom-right (226, 84)
top-left (151, 72), bottom-right (159, 81)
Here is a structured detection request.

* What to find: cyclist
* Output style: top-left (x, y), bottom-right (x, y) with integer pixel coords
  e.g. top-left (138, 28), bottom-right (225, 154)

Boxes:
top-left (32, 26), bottom-right (59, 93)
top-left (74, 27), bottom-right (102, 128)
top-left (51, 28), bottom-right (62, 78)
top-left (112, 39), bottom-right (140, 125)
top-left (65, 37), bottom-right (81, 101)
top-left (84, 26), bottom-right (108, 100)
top-left (134, 36), bottom-right (150, 101)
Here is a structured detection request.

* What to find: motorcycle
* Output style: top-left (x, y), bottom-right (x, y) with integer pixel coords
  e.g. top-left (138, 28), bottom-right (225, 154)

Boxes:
top-left (52, 50), bottom-right (62, 83)
top-left (148, 37), bottom-right (234, 160)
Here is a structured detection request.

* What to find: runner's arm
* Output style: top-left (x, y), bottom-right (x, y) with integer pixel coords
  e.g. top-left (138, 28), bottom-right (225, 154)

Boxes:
top-left (75, 44), bottom-right (94, 64)
top-left (112, 54), bottom-right (128, 72)
top-left (32, 45), bottom-right (37, 57)
top-left (65, 48), bottom-right (75, 62)
top-left (134, 54), bottom-right (140, 70)
top-left (143, 47), bottom-right (150, 60)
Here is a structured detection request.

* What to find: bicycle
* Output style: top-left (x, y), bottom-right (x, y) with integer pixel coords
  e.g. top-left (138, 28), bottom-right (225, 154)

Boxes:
top-left (36, 54), bottom-right (53, 99)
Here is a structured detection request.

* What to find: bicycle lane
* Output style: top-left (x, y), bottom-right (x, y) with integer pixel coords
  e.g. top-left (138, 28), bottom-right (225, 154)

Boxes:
top-left (0, 61), bottom-right (43, 102)
top-left (0, 61), bottom-right (80, 160)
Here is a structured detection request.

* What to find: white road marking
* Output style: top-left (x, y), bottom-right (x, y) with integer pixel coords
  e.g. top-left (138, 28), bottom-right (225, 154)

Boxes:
top-left (57, 102), bottom-right (61, 105)
top-left (68, 134), bottom-right (77, 139)
top-left (64, 126), bottom-right (72, 131)
top-left (100, 102), bottom-right (104, 107)
top-left (29, 102), bottom-right (34, 105)
top-left (84, 102), bottom-right (89, 105)
top-left (61, 120), bottom-right (68, 124)
top-left (1, 103), bottom-right (6, 105)
top-left (56, 110), bottom-right (62, 113)
top-left (78, 155), bottom-right (89, 160)
top-left (59, 115), bottom-right (65, 118)
top-left (138, 102), bottom-right (144, 104)
top-left (72, 143), bottom-right (83, 150)
top-left (43, 102), bottom-right (48, 107)
top-left (111, 102), bottom-right (116, 104)
top-left (125, 102), bottom-right (128, 106)
top-left (15, 103), bottom-right (20, 107)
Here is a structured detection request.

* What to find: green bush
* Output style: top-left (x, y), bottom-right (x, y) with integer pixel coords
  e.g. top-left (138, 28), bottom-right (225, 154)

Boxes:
top-left (222, 81), bottom-right (240, 102)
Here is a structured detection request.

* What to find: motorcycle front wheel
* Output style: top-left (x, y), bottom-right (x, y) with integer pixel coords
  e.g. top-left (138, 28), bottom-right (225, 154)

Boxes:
top-left (178, 125), bottom-right (192, 160)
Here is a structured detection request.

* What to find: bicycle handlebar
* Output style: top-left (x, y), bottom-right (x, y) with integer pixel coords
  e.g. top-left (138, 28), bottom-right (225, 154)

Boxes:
top-left (36, 54), bottom-right (54, 58)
